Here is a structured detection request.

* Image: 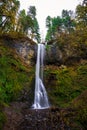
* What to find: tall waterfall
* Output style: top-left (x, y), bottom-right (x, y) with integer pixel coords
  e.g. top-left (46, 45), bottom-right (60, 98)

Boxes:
top-left (32, 44), bottom-right (49, 109)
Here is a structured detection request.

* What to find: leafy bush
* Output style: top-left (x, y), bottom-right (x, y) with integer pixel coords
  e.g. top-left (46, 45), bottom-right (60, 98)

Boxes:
top-left (44, 63), bottom-right (87, 107)
top-left (0, 44), bottom-right (34, 103)
top-left (0, 102), bottom-right (6, 130)
top-left (72, 90), bottom-right (87, 129)
top-left (0, 112), bottom-right (6, 130)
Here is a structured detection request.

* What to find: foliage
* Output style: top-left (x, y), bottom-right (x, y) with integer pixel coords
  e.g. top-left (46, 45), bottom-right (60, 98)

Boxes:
top-left (0, 36), bottom-right (35, 128)
top-left (0, 0), bottom-right (20, 32)
top-left (62, 10), bottom-right (76, 33)
top-left (76, 1), bottom-right (87, 30)
top-left (45, 9), bottom-right (76, 41)
top-left (45, 0), bottom-right (87, 42)
top-left (27, 6), bottom-right (36, 19)
top-left (27, 6), bottom-right (41, 42)
top-left (0, 0), bottom-right (87, 129)
top-left (0, 111), bottom-right (6, 130)
top-left (44, 63), bottom-right (87, 107)
top-left (0, 42), bottom-right (34, 103)
top-left (72, 90), bottom-right (87, 129)
top-left (44, 61), bottom-right (87, 128)
top-left (0, 102), bottom-right (6, 130)
top-left (0, 1), bottom-right (41, 42)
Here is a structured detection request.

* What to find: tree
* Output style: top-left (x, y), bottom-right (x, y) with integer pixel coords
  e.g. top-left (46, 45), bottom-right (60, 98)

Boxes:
top-left (27, 6), bottom-right (36, 19)
top-left (82, 0), bottom-right (87, 6)
top-left (45, 16), bottom-right (62, 41)
top-left (45, 10), bottom-right (76, 41)
top-left (17, 9), bottom-right (33, 34)
top-left (32, 18), bottom-right (41, 43)
top-left (74, 0), bottom-right (87, 47)
top-left (0, 0), bottom-right (20, 32)
top-left (45, 16), bottom-right (52, 41)
top-left (17, 6), bottom-right (41, 42)
top-left (62, 10), bottom-right (76, 33)
top-left (52, 16), bottom-right (62, 34)
top-left (76, 0), bottom-right (87, 30)
top-left (27, 6), bottom-right (41, 42)
top-left (46, 16), bottom-right (52, 28)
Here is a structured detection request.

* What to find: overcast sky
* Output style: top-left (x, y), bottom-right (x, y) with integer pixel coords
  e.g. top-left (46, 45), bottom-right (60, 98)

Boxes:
top-left (20, 0), bottom-right (81, 40)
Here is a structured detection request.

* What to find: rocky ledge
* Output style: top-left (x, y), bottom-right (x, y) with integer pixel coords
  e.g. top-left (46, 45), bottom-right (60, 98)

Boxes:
top-left (3, 102), bottom-right (82, 130)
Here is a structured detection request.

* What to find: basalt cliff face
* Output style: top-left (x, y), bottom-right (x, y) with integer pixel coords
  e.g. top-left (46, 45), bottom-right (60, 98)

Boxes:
top-left (46, 41), bottom-right (87, 66)
top-left (0, 35), bottom-right (87, 130)
top-left (1, 34), bottom-right (36, 66)
top-left (1, 35), bottom-right (87, 67)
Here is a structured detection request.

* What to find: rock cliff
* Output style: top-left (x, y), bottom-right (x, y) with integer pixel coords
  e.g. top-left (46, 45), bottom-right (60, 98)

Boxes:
top-left (1, 34), bottom-right (36, 66)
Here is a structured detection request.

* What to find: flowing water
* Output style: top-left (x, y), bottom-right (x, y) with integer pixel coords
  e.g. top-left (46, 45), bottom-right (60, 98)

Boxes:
top-left (32, 44), bottom-right (49, 109)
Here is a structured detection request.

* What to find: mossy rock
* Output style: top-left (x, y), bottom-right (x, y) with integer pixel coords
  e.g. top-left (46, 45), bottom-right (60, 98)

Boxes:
top-left (71, 90), bottom-right (87, 129)
top-left (0, 102), bottom-right (7, 130)
top-left (44, 63), bottom-right (87, 108)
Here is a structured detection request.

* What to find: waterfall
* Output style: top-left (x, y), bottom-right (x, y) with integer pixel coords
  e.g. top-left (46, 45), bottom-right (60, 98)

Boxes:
top-left (32, 44), bottom-right (49, 109)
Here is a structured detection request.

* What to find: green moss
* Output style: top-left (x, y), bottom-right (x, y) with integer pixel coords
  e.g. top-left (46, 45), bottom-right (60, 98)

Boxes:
top-left (71, 90), bottom-right (87, 129)
top-left (44, 64), bottom-right (87, 129)
top-left (0, 36), bottom-right (35, 128)
top-left (0, 112), bottom-right (6, 130)
top-left (0, 102), bottom-right (6, 130)
top-left (45, 64), bottom-right (87, 107)
top-left (0, 41), bottom-right (34, 103)
top-left (0, 35), bottom-right (87, 128)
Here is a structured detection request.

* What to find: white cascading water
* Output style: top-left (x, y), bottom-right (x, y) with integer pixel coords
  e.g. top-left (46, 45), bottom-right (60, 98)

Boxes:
top-left (32, 44), bottom-right (49, 109)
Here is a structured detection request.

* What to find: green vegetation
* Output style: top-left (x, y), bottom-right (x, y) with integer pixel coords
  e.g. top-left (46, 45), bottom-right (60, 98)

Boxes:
top-left (45, 0), bottom-right (87, 42)
top-left (44, 62), bottom-right (87, 128)
top-left (0, 103), bottom-right (6, 130)
top-left (0, 0), bottom-right (87, 129)
top-left (72, 90), bottom-right (87, 129)
top-left (45, 10), bottom-right (75, 41)
top-left (0, 45), bottom-right (34, 103)
top-left (0, 39), bottom-right (35, 129)
top-left (0, 0), bottom-right (41, 43)
top-left (45, 63), bottom-right (87, 107)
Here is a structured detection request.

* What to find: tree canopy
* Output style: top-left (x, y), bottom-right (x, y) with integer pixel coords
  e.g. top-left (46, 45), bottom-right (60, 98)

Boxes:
top-left (0, 0), bottom-right (41, 42)
top-left (0, 0), bottom-right (86, 44)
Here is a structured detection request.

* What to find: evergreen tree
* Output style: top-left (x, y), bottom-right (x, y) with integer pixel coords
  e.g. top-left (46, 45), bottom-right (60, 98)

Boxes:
top-left (45, 10), bottom-right (76, 41)
top-left (0, 0), bottom-right (20, 32)
top-left (27, 6), bottom-right (36, 19)
top-left (17, 9), bottom-right (33, 34)
top-left (62, 10), bottom-right (76, 33)
top-left (45, 16), bottom-right (52, 41)
top-left (27, 6), bottom-right (41, 42)
top-left (76, 0), bottom-right (87, 30)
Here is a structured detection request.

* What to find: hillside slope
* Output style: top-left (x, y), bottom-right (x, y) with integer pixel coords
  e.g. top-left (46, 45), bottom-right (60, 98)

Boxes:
top-left (0, 34), bottom-right (35, 129)
top-left (0, 34), bottom-right (87, 129)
